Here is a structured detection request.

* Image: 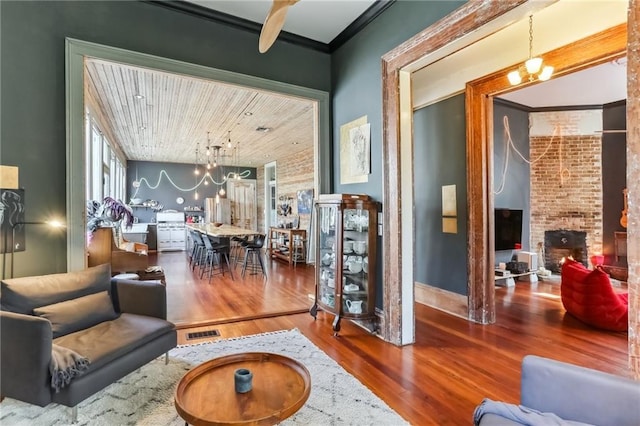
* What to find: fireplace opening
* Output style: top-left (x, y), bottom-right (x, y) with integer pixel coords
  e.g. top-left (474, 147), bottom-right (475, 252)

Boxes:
top-left (544, 230), bottom-right (587, 273)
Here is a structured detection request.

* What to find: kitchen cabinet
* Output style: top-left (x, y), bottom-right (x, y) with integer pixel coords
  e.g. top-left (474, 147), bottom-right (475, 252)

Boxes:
top-left (146, 224), bottom-right (157, 251)
top-left (268, 227), bottom-right (307, 265)
top-left (309, 194), bottom-right (379, 335)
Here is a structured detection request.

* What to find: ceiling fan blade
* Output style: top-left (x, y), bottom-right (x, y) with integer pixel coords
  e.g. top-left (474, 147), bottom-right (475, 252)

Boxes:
top-left (259, 0), bottom-right (299, 53)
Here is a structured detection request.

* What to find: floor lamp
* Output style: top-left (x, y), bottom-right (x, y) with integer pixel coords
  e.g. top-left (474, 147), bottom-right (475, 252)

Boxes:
top-left (8, 220), bottom-right (65, 279)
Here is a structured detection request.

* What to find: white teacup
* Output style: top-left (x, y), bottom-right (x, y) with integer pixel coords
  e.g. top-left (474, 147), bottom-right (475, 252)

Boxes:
top-left (343, 240), bottom-right (353, 253)
top-left (354, 241), bottom-right (367, 255)
top-left (345, 299), bottom-right (363, 314)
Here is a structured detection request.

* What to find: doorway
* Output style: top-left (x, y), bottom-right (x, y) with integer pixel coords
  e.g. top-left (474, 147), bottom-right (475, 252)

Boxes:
top-left (66, 38), bottom-right (330, 271)
top-left (264, 162), bottom-right (277, 232)
top-left (379, 1), bottom-right (634, 347)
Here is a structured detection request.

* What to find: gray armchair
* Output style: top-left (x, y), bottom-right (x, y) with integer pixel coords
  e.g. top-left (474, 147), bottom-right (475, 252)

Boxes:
top-left (0, 264), bottom-right (176, 421)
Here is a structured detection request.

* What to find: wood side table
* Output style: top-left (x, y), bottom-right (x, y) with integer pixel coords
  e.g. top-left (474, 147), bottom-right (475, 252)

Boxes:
top-left (175, 352), bottom-right (311, 426)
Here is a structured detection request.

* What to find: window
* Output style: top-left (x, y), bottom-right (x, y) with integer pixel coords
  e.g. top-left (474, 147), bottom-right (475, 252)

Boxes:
top-left (85, 113), bottom-right (126, 203)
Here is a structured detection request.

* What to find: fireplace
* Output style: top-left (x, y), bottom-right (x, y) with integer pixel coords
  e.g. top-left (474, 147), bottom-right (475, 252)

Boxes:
top-left (544, 230), bottom-right (587, 272)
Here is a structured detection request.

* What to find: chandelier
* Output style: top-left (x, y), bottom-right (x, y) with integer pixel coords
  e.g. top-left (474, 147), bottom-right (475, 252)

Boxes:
top-left (507, 15), bottom-right (553, 86)
top-left (204, 131), bottom-right (224, 169)
top-left (193, 131), bottom-right (246, 199)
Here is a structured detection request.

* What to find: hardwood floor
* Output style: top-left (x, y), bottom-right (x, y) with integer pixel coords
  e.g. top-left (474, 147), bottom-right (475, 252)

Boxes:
top-left (155, 251), bottom-right (315, 327)
top-left (153, 252), bottom-right (630, 425)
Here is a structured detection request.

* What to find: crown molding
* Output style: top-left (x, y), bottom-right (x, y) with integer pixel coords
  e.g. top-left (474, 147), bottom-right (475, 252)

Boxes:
top-left (143, 0), bottom-right (395, 54)
top-left (330, 0), bottom-right (395, 52)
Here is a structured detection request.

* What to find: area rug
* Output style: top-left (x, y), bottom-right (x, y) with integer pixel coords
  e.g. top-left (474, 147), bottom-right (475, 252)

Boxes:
top-left (0, 329), bottom-right (408, 425)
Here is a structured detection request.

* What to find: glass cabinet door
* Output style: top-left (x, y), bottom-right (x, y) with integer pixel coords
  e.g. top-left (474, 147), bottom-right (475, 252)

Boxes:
top-left (311, 194), bottom-right (379, 335)
top-left (342, 208), bottom-right (369, 314)
top-left (317, 205), bottom-right (338, 309)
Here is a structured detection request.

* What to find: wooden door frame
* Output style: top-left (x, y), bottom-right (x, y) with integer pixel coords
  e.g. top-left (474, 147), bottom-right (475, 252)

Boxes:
top-left (380, 0), bottom-right (638, 374)
top-left (465, 23), bottom-right (627, 323)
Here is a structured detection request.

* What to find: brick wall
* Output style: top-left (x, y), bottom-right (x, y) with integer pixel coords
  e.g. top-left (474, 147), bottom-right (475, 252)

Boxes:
top-left (256, 146), bottom-right (315, 233)
top-left (529, 110), bottom-right (603, 261)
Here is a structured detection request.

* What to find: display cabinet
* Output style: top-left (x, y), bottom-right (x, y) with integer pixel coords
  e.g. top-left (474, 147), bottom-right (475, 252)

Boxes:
top-left (309, 194), bottom-right (379, 335)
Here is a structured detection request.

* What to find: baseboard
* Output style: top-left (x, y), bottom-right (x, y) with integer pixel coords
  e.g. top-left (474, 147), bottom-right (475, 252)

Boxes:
top-left (414, 282), bottom-right (468, 319)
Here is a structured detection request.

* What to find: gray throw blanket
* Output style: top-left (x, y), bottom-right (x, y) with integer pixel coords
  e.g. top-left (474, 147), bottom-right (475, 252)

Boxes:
top-left (473, 398), bottom-right (593, 426)
top-left (49, 344), bottom-right (90, 393)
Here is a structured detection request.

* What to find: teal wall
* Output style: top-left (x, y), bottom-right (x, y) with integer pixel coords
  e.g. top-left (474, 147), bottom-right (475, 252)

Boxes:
top-left (0, 0), bottom-right (329, 277)
top-left (413, 94), bottom-right (468, 295)
top-left (493, 101), bottom-right (531, 265)
top-left (331, 0), bottom-right (465, 304)
top-left (601, 101), bottom-right (626, 265)
top-left (1, 0), bottom-right (466, 281)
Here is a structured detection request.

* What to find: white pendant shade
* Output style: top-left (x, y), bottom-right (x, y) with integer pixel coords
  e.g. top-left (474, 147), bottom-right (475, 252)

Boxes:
top-left (507, 71), bottom-right (522, 85)
top-left (538, 66), bottom-right (554, 81)
top-left (525, 57), bottom-right (543, 74)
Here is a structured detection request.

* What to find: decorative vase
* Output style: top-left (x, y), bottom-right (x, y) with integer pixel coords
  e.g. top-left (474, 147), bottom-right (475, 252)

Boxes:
top-left (234, 368), bottom-right (253, 393)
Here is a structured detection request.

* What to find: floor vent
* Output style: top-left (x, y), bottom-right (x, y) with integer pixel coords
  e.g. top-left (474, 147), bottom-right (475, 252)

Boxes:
top-left (186, 330), bottom-right (221, 340)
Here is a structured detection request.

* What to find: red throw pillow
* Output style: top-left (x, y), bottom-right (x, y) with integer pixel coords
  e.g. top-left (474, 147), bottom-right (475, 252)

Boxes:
top-left (560, 259), bottom-right (628, 331)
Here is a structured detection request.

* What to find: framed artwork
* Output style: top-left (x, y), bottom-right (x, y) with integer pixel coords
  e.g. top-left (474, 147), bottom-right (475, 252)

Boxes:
top-left (297, 189), bottom-right (313, 214)
top-left (0, 189), bottom-right (26, 253)
top-left (340, 116), bottom-right (371, 184)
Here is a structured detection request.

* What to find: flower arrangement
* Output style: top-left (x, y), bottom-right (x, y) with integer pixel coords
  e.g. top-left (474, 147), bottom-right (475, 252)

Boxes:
top-left (87, 197), bottom-right (134, 234)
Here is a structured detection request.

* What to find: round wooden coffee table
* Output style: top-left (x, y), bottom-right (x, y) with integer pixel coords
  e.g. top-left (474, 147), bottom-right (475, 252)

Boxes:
top-left (174, 352), bottom-right (311, 426)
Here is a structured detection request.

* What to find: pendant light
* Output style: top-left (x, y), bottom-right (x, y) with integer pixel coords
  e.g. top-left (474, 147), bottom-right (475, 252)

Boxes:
top-left (507, 15), bottom-right (553, 85)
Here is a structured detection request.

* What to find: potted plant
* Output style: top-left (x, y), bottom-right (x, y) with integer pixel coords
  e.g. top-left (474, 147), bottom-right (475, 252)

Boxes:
top-left (87, 197), bottom-right (134, 237)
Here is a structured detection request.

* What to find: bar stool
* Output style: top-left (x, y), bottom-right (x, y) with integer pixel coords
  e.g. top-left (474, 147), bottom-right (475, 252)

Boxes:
top-left (208, 235), bottom-right (234, 281)
top-left (241, 234), bottom-right (267, 278)
top-left (231, 236), bottom-right (249, 267)
top-left (292, 234), bottom-right (307, 267)
top-left (189, 231), bottom-right (206, 271)
top-left (201, 235), bottom-right (234, 282)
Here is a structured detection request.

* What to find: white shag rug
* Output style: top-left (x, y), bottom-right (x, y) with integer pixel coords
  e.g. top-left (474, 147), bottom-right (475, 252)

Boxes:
top-left (0, 329), bottom-right (408, 425)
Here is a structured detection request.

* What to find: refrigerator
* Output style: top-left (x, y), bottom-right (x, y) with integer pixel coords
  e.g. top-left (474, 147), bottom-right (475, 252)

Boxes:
top-left (204, 197), bottom-right (231, 224)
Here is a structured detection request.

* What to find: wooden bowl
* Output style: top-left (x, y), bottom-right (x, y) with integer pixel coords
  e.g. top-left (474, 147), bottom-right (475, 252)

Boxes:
top-left (213, 222), bottom-right (223, 227)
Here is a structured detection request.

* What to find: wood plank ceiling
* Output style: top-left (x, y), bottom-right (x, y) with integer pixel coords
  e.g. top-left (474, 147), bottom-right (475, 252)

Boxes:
top-left (84, 58), bottom-right (315, 167)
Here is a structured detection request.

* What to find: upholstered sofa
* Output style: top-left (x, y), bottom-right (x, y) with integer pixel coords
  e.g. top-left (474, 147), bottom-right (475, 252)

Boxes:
top-left (0, 264), bottom-right (176, 421)
top-left (474, 355), bottom-right (640, 425)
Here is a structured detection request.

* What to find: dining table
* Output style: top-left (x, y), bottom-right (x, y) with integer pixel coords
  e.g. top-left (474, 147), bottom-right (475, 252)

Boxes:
top-left (186, 223), bottom-right (260, 280)
top-left (186, 223), bottom-right (259, 238)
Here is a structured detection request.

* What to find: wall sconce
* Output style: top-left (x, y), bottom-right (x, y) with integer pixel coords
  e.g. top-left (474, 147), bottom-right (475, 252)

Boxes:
top-left (5, 220), bottom-right (66, 279)
top-left (507, 15), bottom-right (554, 85)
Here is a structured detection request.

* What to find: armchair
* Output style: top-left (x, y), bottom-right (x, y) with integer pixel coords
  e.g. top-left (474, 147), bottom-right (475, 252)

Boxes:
top-left (87, 227), bottom-right (148, 273)
top-left (0, 264), bottom-right (176, 421)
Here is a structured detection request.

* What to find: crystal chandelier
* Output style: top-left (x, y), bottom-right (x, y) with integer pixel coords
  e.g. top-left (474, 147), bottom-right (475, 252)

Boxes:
top-left (507, 15), bottom-right (553, 85)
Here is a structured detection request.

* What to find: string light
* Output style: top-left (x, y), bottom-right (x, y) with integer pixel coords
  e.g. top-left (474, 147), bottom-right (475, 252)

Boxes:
top-left (130, 168), bottom-right (252, 199)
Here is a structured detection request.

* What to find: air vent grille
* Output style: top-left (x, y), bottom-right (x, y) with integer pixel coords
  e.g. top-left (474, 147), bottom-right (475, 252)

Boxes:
top-left (186, 329), bottom-right (220, 340)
